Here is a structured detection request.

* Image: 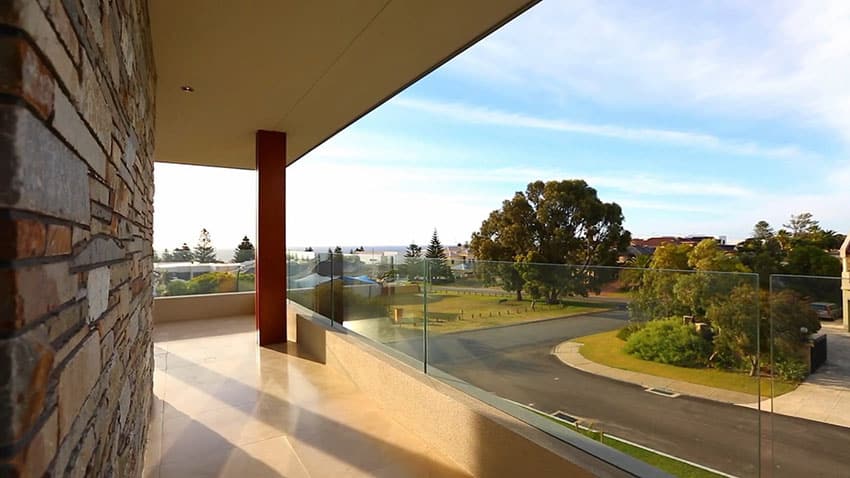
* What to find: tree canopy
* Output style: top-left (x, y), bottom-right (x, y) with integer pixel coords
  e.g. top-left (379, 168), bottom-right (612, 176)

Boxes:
top-left (752, 220), bottom-right (774, 240)
top-left (650, 243), bottom-right (691, 270)
top-left (425, 229), bottom-right (453, 282)
top-left (470, 179), bottom-right (630, 302)
top-left (630, 239), bottom-right (748, 320)
top-left (736, 214), bottom-right (843, 282)
top-left (233, 236), bottom-right (255, 263)
top-left (403, 243), bottom-right (423, 280)
top-left (784, 213), bottom-right (819, 238)
top-left (707, 285), bottom-right (819, 377)
top-left (785, 245), bottom-right (842, 277)
top-left (193, 229), bottom-right (217, 263)
top-left (171, 243), bottom-right (193, 262)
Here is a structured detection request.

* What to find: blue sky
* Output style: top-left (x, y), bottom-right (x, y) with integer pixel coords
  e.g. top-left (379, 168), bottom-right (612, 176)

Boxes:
top-left (286, 0), bottom-right (850, 248)
top-left (157, 1), bottom-right (850, 251)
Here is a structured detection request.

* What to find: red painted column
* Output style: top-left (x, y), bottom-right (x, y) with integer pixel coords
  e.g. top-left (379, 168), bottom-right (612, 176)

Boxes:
top-left (256, 130), bottom-right (287, 345)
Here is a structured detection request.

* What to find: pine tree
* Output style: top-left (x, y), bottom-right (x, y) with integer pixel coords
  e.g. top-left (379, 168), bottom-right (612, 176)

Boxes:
top-left (425, 229), bottom-right (453, 283)
top-left (752, 221), bottom-right (774, 241)
top-left (233, 236), bottom-right (255, 262)
top-left (404, 243), bottom-right (422, 280)
top-left (193, 229), bottom-right (217, 263)
top-left (172, 243), bottom-right (193, 262)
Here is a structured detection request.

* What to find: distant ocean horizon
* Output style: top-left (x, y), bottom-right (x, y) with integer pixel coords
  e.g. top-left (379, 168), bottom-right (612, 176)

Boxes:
top-left (288, 245), bottom-right (410, 254)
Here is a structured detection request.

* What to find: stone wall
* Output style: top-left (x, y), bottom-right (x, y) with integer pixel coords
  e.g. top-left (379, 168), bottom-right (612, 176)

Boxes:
top-left (0, 0), bottom-right (155, 476)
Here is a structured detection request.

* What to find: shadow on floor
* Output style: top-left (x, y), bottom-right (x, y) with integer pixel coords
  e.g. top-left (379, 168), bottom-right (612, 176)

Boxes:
top-left (152, 335), bottom-right (470, 477)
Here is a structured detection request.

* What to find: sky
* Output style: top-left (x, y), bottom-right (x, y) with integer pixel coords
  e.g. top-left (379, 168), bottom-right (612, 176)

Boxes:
top-left (155, 0), bottom-right (850, 251)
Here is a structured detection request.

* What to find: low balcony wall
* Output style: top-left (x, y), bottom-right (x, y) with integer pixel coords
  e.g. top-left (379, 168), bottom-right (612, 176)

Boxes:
top-left (286, 300), bottom-right (664, 478)
top-left (153, 292), bottom-right (255, 323)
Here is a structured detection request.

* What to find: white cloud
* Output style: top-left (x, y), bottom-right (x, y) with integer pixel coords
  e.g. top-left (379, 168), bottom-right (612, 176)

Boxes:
top-left (583, 175), bottom-right (754, 199)
top-left (290, 155), bottom-right (756, 200)
top-left (284, 147), bottom-right (767, 245)
top-left (615, 199), bottom-right (720, 215)
top-left (446, 0), bottom-right (850, 143)
top-left (308, 129), bottom-right (475, 165)
top-left (285, 159), bottom-right (493, 247)
top-left (393, 97), bottom-right (808, 159)
top-left (152, 153), bottom-right (848, 250)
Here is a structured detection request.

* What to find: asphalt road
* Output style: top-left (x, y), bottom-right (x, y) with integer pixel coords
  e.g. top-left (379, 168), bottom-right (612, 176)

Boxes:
top-left (386, 311), bottom-right (850, 477)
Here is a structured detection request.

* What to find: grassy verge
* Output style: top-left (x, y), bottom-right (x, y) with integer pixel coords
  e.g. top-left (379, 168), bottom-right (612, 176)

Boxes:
top-left (341, 292), bottom-right (612, 341)
top-left (395, 292), bottom-right (610, 334)
top-left (576, 330), bottom-right (798, 397)
top-left (532, 411), bottom-right (724, 478)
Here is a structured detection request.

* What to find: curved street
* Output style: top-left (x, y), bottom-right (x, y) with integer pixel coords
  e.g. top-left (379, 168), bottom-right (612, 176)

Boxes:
top-left (385, 311), bottom-right (850, 477)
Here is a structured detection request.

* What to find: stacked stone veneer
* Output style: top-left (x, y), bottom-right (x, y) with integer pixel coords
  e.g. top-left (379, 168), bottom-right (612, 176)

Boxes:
top-left (0, 0), bottom-right (155, 476)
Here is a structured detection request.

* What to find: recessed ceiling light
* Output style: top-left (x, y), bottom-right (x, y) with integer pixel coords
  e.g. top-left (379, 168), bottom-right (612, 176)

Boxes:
top-left (180, 85), bottom-right (195, 92)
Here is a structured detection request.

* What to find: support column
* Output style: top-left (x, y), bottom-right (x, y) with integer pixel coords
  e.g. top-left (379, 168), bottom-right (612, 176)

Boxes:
top-left (256, 130), bottom-right (287, 345)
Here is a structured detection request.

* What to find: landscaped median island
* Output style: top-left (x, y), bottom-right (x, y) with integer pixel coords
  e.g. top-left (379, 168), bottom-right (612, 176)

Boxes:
top-left (573, 329), bottom-right (799, 397)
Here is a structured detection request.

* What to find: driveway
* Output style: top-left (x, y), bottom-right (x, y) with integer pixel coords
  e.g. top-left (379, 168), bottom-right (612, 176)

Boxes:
top-left (746, 322), bottom-right (850, 428)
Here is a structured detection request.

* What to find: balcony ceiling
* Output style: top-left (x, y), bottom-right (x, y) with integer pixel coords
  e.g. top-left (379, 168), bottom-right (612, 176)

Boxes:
top-left (150, 0), bottom-right (537, 170)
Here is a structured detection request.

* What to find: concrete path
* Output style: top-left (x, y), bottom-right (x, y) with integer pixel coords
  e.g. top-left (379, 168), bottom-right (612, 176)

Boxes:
top-left (743, 323), bottom-right (850, 428)
top-left (552, 341), bottom-right (758, 405)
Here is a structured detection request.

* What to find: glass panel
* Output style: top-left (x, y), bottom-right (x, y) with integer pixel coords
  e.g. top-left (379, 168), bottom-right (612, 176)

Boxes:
top-left (340, 252), bottom-right (426, 365)
top-left (424, 259), bottom-right (763, 477)
top-left (153, 258), bottom-right (251, 297)
top-left (767, 274), bottom-right (849, 477)
top-left (286, 250), bottom-right (333, 326)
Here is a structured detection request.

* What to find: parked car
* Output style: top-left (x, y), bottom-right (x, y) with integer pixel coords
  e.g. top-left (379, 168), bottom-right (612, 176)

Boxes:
top-left (810, 302), bottom-right (842, 321)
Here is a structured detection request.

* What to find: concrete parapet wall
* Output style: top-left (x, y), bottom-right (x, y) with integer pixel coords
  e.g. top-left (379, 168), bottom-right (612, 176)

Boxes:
top-left (153, 292), bottom-right (255, 323)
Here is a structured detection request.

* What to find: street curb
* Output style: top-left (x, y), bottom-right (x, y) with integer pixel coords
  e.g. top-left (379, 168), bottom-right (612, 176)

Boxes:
top-left (512, 401), bottom-right (737, 478)
top-left (552, 341), bottom-right (760, 406)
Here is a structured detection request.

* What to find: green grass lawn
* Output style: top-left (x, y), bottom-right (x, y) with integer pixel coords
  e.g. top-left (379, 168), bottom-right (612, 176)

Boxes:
top-left (344, 292), bottom-right (612, 335)
top-left (403, 293), bottom-right (610, 334)
top-left (575, 330), bottom-right (798, 397)
top-left (533, 411), bottom-right (723, 478)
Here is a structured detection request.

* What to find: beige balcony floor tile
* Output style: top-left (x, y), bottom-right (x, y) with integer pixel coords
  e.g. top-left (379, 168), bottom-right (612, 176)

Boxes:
top-left (159, 436), bottom-right (310, 478)
top-left (148, 315), bottom-right (471, 478)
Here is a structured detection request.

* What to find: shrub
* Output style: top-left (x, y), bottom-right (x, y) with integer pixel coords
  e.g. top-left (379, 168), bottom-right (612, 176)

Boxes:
top-left (616, 321), bottom-right (645, 341)
top-left (774, 357), bottom-right (808, 381)
top-left (625, 318), bottom-right (711, 367)
top-left (165, 279), bottom-right (191, 296)
top-left (709, 346), bottom-right (746, 371)
top-left (188, 272), bottom-right (236, 294)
